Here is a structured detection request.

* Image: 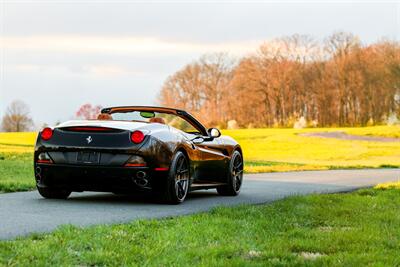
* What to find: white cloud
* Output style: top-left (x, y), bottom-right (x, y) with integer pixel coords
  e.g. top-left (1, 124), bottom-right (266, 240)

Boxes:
top-left (82, 65), bottom-right (148, 76)
top-left (8, 63), bottom-right (148, 77)
top-left (1, 35), bottom-right (262, 56)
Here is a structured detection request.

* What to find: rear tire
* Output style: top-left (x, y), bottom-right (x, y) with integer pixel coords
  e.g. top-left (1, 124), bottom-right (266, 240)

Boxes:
top-left (162, 151), bottom-right (190, 204)
top-left (217, 150), bottom-right (243, 196)
top-left (37, 186), bottom-right (71, 199)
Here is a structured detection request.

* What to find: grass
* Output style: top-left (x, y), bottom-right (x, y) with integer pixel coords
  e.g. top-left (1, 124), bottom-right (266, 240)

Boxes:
top-left (0, 126), bottom-right (399, 192)
top-left (0, 133), bottom-right (37, 192)
top-left (1, 188), bottom-right (400, 266)
top-left (0, 153), bottom-right (34, 192)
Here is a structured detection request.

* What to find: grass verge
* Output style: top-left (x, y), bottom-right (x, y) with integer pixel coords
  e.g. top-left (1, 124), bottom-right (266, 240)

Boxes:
top-left (0, 153), bottom-right (35, 192)
top-left (1, 188), bottom-right (399, 266)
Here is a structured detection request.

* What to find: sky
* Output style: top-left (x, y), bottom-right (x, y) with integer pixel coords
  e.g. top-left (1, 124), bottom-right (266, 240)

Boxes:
top-left (0, 0), bottom-right (399, 127)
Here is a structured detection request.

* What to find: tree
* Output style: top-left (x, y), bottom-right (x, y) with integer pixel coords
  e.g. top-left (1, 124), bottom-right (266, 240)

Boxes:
top-left (159, 33), bottom-right (400, 128)
top-left (159, 53), bottom-right (234, 127)
top-left (75, 104), bottom-right (102, 120)
top-left (1, 100), bottom-right (33, 132)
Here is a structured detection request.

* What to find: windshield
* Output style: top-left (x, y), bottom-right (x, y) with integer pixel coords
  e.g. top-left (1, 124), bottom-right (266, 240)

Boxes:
top-left (110, 111), bottom-right (200, 134)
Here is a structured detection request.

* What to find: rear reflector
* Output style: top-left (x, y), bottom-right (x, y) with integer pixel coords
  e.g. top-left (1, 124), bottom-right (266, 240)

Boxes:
top-left (125, 163), bottom-right (146, 167)
top-left (154, 167), bottom-right (169, 171)
top-left (37, 159), bottom-right (52, 164)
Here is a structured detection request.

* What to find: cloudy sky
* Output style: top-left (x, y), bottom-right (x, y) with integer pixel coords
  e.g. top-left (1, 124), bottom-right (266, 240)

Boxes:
top-left (0, 0), bottom-right (399, 126)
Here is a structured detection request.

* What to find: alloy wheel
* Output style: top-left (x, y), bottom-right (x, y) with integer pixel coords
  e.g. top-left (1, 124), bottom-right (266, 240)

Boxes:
top-left (231, 153), bottom-right (243, 192)
top-left (174, 155), bottom-right (189, 201)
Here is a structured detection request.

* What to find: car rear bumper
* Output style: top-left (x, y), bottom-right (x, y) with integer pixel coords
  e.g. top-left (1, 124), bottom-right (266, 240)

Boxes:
top-left (35, 163), bottom-right (167, 192)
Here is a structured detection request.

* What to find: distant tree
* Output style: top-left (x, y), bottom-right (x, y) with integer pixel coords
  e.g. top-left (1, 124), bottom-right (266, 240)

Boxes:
top-left (159, 53), bottom-right (234, 126)
top-left (75, 103), bottom-right (102, 120)
top-left (1, 100), bottom-right (33, 132)
top-left (159, 33), bottom-right (400, 128)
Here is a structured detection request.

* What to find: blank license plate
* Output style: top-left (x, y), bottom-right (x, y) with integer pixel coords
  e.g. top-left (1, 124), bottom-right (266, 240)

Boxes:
top-left (77, 152), bottom-right (100, 164)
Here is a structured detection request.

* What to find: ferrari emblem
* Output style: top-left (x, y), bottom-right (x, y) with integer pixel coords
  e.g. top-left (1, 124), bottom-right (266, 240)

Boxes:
top-left (86, 136), bottom-right (92, 144)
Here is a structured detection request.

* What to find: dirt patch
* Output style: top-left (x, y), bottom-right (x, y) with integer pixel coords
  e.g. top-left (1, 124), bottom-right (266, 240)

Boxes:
top-left (299, 252), bottom-right (325, 260)
top-left (300, 131), bottom-right (400, 142)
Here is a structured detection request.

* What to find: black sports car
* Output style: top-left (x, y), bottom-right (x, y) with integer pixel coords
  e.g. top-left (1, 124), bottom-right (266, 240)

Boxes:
top-left (34, 106), bottom-right (243, 204)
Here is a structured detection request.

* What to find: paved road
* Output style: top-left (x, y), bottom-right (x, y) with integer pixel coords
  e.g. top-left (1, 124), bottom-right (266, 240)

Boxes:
top-left (0, 169), bottom-right (399, 240)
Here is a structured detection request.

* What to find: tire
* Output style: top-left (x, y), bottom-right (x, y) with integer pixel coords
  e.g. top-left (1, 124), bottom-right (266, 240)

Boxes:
top-left (217, 150), bottom-right (243, 196)
top-left (37, 186), bottom-right (71, 199)
top-left (162, 151), bottom-right (190, 204)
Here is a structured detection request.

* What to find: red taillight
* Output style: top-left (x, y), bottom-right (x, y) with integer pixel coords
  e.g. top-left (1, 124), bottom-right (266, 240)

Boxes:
top-left (131, 130), bottom-right (145, 144)
top-left (41, 128), bottom-right (53, 140)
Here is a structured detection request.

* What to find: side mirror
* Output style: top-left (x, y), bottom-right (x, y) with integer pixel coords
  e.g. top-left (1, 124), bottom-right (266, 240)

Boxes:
top-left (208, 128), bottom-right (221, 138)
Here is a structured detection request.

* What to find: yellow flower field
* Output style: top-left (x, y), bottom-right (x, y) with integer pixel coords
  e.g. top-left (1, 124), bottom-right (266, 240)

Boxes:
top-left (0, 126), bottom-right (399, 173)
top-left (375, 181), bottom-right (400, 190)
top-left (223, 126), bottom-right (400, 172)
top-left (345, 125), bottom-right (400, 138)
top-left (0, 132), bottom-right (37, 153)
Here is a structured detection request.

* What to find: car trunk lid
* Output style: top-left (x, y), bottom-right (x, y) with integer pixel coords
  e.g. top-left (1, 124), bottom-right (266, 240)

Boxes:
top-left (40, 120), bottom-right (149, 150)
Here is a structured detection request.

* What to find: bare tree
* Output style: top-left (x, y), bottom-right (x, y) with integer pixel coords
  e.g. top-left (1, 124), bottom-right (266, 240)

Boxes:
top-left (1, 100), bottom-right (33, 132)
top-left (159, 53), bottom-right (234, 127)
top-left (75, 103), bottom-right (102, 120)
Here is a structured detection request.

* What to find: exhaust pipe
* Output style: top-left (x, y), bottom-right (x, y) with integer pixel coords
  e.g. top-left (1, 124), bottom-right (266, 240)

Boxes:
top-left (35, 167), bottom-right (42, 181)
top-left (136, 171), bottom-right (146, 179)
top-left (133, 171), bottom-right (148, 187)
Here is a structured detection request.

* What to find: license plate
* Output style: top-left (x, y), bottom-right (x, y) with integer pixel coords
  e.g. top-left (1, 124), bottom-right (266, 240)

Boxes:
top-left (77, 151), bottom-right (100, 164)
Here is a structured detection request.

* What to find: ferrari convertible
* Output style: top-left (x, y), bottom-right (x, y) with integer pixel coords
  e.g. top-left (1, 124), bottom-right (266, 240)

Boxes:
top-left (34, 106), bottom-right (243, 204)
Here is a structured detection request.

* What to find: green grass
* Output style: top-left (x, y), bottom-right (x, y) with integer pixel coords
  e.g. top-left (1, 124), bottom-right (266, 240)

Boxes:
top-left (0, 153), bottom-right (35, 192)
top-left (1, 188), bottom-right (400, 266)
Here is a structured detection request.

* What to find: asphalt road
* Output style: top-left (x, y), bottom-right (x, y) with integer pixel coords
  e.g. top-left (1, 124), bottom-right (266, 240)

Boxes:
top-left (0, 169), bottom-right (399, 240)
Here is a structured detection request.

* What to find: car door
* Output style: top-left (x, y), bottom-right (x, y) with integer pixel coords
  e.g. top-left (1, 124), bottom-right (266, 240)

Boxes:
top-left (195, 136), bottom-right (229, 182)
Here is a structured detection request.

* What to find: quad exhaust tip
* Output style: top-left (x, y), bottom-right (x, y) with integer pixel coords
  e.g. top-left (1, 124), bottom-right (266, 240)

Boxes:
top-left (133, 171), bottom-right (148, 187)
top-left (136, 171), bottom-right (146, 179)
top-left (35, 167), bottom-right (42, 181)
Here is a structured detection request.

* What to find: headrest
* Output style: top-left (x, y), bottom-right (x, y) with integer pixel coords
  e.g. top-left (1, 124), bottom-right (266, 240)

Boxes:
top-left (97, 113), bottom-right (113, 120)
top-left (149, 117), bottom-right (166, 124)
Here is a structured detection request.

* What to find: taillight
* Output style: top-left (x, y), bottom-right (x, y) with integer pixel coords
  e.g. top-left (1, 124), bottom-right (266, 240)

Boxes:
top-left (131, 130), bottom-right (145, 144)
top-left (41, 128), bottom-right (53, 140)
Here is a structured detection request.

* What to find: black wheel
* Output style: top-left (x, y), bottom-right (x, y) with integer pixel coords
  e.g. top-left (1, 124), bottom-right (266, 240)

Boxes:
top-left (37, 186), bottom-right (71, 199)
top-left (162, 151), bottom-right (190, 204)
top-left (217, 150), bottom-right (243, 196)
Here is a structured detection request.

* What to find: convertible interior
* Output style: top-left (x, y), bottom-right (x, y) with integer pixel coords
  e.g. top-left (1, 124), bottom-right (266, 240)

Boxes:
top-left (97, 113), bottom-right (166, 124)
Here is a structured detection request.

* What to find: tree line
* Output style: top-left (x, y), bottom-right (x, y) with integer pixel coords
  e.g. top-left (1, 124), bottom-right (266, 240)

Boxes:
top-left (159, 32), bottom-right (400, 128)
